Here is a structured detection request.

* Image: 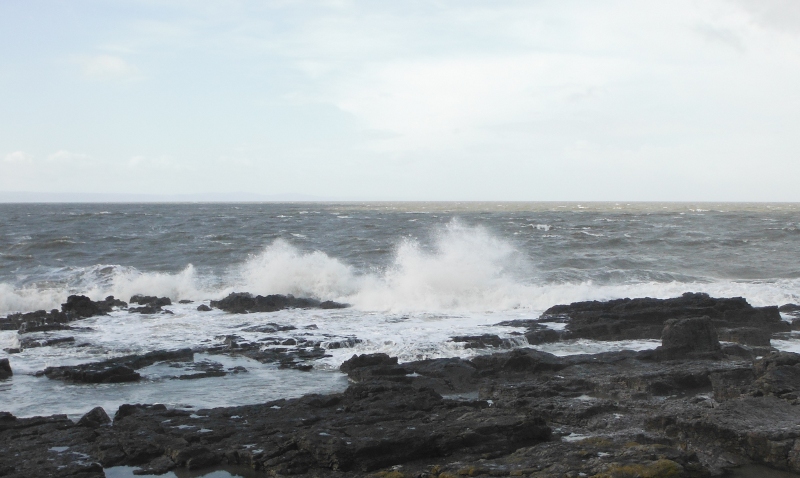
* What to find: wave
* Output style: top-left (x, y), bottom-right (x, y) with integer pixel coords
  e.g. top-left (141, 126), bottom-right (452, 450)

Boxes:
top-left (1, 222), bottom-right (799, 315)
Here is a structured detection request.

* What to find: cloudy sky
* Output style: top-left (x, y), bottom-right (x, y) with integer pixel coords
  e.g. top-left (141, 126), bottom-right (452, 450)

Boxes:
top-left (1, 0), bottom-right (799, 201)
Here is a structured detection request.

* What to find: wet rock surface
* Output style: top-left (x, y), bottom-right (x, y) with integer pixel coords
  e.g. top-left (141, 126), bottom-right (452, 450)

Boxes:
top-left (0, 295), bottom-right (126, 332)
top-left (37, 348), bottom-right (194, 383)
top-left (2, 295), bottom-right (800, 477)
top-left (0, 358), bottom-right (11, 379)
top-left (539, 292), bottom-right (790, 342)
top-left (210, 292), bottom-right (348, 314)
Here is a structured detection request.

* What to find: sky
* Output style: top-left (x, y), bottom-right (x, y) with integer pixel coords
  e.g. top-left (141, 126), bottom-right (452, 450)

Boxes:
top-left (1, 0), bottom-right (800, 201)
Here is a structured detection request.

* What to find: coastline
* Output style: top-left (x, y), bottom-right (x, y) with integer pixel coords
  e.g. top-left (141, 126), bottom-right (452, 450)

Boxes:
top-left (2, 294), bottom-right (800, 477)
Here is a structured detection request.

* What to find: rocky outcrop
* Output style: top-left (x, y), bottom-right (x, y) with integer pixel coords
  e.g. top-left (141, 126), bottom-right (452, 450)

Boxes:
top-left (128, 295), bottom-right (173, 314)
top-left (541, 292), bottom-right (788, 342)
top-left (2, 294), bottom-right (800, 477)
top-left (0, 358), bottom-right (11, 379)
top-left (210, 292), bottom-right (347, 314)
top-left (38, 348), bottom-right (193, 383)
top-left (0, 295), bottom-right (126, 332)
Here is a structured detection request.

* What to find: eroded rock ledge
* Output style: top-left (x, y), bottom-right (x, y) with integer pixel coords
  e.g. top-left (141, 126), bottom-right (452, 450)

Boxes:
top-left (1, 295), bottom-right (799, 478)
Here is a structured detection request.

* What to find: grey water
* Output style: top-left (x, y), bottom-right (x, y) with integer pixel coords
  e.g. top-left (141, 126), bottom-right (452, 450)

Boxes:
top-left (1, 202), bottom-right (799, 420)
top-left (1, 202), bottom-right (799, 300)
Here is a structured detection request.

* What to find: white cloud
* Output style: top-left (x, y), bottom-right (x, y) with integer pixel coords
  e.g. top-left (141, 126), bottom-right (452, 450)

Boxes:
top-left (78, 54), bottom-right (141, 81)
top-left (4, 151), bottom-right (33, 163)
top-left (47, 150), bottom-right (93, 164)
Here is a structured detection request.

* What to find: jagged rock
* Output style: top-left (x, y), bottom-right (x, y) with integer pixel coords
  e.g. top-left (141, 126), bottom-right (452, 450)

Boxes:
top-left (128, 304), bottom-right (171, 314)
top-left (661, 316), bottom-right (720, 351)
top-left (2, 296), bottom-right (124, 334)
top-left (543, 292), bottom-right (788, 342)
top-left (77, 407), bottom-right (111, 428)
top-left (18, 335), bottom-right (75, 349)
top-left (210, 292), bottom-right (347, 314)
top-left (129, 295), bottom-right (171, 307)
top-left (0, 358), bottom-right (11, 379)
top-left (452, 334), bottom-right (505, 348)
top-left (39, 348), bottom-right (193, 383)
top-left (717, 327), bottom-right (772, 346)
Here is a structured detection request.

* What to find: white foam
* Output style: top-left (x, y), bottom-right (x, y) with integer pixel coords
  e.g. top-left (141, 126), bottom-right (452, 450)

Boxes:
top-left (2, 222), bottom-right (800, 315)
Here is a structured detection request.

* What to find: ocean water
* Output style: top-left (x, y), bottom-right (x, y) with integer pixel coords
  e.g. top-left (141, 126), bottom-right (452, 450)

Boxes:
top-left (1, 202), bottom-right (799, 418)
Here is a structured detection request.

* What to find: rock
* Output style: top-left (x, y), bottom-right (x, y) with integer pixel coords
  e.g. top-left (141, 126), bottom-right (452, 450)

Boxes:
top-left (77, 407), bottom-right (111, 427)
top-left (543, 292), bottom-right (788, 342)
top-left (0, 358), bottom-right (11, 379)
top-left (710, 368), bottom-right (756, 401)
top-left (61, 294), bottom-right (117, 318)
top-left (241, 322), bottom-right (297, 333)
top-left (196, 304), bottom-right (211, 311)
top-left (661, 316), bottom-right (720, 352)
top-left (133, 456), bottom-right (176, 475)
top-left (717, 327), bottom-right (771, 347)
top-left (324, 337), bottom-right (362, 349)
top-left (319, 300), bottom-right (348, 309)
top-left (2, 297), bottom-right (123, 333)
top-left (340, 353), bottom-right (398, 372)
top-left (210, 292), bottom-right (347, 314)
top-left (452, 334), bottom-right (505, 348)
top-left (129, 295), bottom-right (172, 307)
top-left (792, 318), bottom-right (800, 331)
top-left (18, 335), bottom-right (75, 349)
top-left (340, 353), bottom-right (408, 382)
top-left (40, 348), bottom-right (193, 383)
top-left (524, 327), bottom-right (562, 345)
top-left (779, 303), bottom-right (800, 313)
top-left (128, 305), bottom-right (166, 314)
top-left (178, 299), bottom-right (193, 304)
top-left (654, 317), bottom-right (723, 361)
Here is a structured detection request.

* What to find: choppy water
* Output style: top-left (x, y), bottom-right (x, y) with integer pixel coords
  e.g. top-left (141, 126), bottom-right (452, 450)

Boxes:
top-left (1, 202), bottom-right (799, 418)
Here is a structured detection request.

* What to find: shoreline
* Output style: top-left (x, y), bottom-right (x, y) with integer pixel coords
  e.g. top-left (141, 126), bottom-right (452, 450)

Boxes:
top-left (2, 294), bottom-right (800, 476)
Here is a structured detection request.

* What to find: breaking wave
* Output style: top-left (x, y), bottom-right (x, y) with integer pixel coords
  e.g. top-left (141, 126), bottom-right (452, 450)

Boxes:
top-left (2, 222), bottom-right (799, 315)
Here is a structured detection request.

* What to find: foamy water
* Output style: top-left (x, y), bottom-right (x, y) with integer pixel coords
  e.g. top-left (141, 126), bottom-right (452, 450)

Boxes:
top-left (1, 202), bottom-right (799, 418)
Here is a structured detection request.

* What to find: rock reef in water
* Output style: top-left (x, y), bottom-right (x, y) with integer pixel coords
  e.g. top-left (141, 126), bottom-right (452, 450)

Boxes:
top-left (37, 349), bottom-right (194, 383)
top-left (2, 294), bottom-right (800, 477)
top-left (0, 295), bottom-right (127, 332)
top-left (210, 292), bottom-right (348, 313)
top-left (508, 292), bottom-right (789, 346)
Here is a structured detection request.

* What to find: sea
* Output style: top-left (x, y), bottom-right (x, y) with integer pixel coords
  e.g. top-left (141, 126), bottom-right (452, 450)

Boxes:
top-left (1, 202), bottom-right (799, 421)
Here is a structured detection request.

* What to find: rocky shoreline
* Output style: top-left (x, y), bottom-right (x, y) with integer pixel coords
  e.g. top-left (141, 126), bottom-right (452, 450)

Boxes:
top-left (1, 293), bottom-right (800, 477)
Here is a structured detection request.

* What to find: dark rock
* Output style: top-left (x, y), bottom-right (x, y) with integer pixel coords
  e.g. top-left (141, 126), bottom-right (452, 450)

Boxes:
top-left (77, 407), bottom-right (111, 427)
top-left (340, 353), bottom-right (397, 373)
top-left (2, 297), bottom-right (123, 334)
top-left (524, 327), bottom-right (563, 345)
top-left (241, 322), bottom-right (297, 333)
top-left (196, 304), bottom-right (211, 312)
top-left (543, 292), bottom-right (789, 342)
top-left (319, 300), bottom-right (348, 309)
top-left (133, 456), bottom-right (176, 475)
top-left (40, 348), bottom-right (193, 383)
top-left (779, 303), bottom-right (800, 313)
top-left (19, 335), bottom-right (75, 349)
top-left (210, 292), bottom-right (347, 314)
top-left (661, 316), bottom-right (720, 352)
top-left (0, 358), bottom-right (11, 379)
top-left (717, 327), bottom-right (772, 346)
top-left (128, 305), bottom-right (165, 314)
top-left (710, 368), bottom-right (756, 401)
top-left (452, 334), bottom-right (505, 348)
top-left (324, 337), bottom-right (362, 349)
top-left (178, 299), bottom-right (193, 304)
top-left (792, 318), bottom-right (800, 331)
top-left (62, 295), bottom-right (109, 318)
top-left (129, 295), bottom-right (172, 307)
